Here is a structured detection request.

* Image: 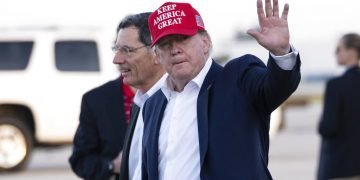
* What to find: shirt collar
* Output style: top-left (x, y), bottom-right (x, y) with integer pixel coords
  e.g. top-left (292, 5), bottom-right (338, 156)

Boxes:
top-left (161, 57), bottom-right (212, 100)
top-left (133, 74), bottom-right (167, 108)
top-left (192, 56), bottom-right (212, 89)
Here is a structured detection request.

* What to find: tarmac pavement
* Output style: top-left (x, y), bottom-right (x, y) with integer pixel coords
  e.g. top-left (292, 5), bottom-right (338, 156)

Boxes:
top-left (0, 104), bottom-right (322, 180)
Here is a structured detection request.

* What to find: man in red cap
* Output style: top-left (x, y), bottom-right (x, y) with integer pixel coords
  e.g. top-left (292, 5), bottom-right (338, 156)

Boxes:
top-left (142, 0), bottom-right (301, 179)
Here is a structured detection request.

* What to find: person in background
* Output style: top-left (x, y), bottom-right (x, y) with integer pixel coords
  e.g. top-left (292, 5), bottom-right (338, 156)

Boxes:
top-left (68, 17), bottom-right (141, 180)
top-left (111, 12), bottom-right (166, 180)
top-left (318, 33), bottom-right (360, 180)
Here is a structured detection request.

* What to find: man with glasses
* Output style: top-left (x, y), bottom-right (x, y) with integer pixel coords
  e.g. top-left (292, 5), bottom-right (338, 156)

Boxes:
top-left (112, 13), bottom-right (166, 180)
top-left (141, 0), bottom-right (301, 179)
top-left (69, 12), bottom-right (165, 180)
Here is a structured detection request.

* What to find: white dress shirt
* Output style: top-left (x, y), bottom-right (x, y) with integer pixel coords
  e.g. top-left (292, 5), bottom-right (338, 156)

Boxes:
top-left (128, 74), bottom-right (167, 180)
top-left (157, 48), bottom-right (299, 180)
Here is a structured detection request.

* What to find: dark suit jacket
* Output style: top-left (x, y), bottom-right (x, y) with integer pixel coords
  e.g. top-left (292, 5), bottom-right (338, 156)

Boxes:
top-left (118, 105), bottom-right (140, 180)
top-left (318, 66), bottom-right (360, 180)
top-left (141, 54), bottom-right (301, 180)
top-left (69, 78), bottom-right (127, 180)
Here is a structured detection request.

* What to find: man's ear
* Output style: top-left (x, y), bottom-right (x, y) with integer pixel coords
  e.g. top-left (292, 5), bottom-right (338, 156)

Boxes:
top-left (202, 34), bottom-right (212, 55)
top-left (153, 51), bottom-right (161, 65)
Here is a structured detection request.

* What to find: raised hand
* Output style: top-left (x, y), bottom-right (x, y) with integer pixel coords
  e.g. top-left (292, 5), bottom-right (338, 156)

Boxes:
top-left (247, 0), bottom-right (291, 56)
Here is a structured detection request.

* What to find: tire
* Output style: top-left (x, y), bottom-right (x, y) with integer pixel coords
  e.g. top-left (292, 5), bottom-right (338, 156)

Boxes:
top-left (0, 116), bottom-right (34, 172)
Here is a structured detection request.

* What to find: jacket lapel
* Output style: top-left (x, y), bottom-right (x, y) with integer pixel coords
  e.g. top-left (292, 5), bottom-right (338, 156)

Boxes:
top-left (119, 104), bottom-right (140, 180)
top-left (142, 91), bottom-right (168, 180)
top-left (143, 61), bottom-right (222, 178)
top-left (197, 61), bottom-right (222, 167)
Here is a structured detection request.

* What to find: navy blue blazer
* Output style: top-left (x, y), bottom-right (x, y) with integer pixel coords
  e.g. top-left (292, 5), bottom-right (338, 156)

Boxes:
top-left (69, 78), bottom-right (127, 180)
top-left (119, 104), bottom-right (140, 180)
top-left (317, 66), bottom-right (360, 180)
top-left (141, 54), bottom-right (301, 180)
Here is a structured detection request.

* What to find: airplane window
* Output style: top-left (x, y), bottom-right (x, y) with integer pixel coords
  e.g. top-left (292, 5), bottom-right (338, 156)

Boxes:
top-left (0, 41), bottom-right (33, 70)
top-left (55, 41), bottom-right (100, 71)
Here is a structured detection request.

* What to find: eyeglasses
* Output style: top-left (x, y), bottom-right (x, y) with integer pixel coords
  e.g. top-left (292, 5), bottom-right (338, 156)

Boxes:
top-left (154, 31), bottom-right (206, 50)
top-left (155, 35), bottom-right (191, 50)
top-left (111, 44), bottom-right (148, 56)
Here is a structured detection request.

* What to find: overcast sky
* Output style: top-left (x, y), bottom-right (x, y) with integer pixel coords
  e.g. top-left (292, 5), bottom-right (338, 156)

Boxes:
top-left (2, 0), bottom-right (359, 39)
top-left (1, 0), bottom-right (359, 72)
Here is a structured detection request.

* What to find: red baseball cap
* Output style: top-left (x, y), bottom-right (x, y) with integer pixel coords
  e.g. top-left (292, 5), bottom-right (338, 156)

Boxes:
top-left (148, 2), bottom-right (205, 46)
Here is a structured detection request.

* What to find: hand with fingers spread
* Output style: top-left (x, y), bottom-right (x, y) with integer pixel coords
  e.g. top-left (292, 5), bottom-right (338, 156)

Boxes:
top-left (247, 0), bottom-right (291, 56)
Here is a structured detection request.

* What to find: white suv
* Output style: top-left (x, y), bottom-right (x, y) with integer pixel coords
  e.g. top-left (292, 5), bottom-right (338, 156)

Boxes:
top-left (0, 27), bottom-right (117, 171)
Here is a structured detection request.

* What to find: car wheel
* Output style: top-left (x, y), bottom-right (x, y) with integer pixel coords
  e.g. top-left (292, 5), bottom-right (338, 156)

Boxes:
top-left (0, 117), bottom-right (33, 171)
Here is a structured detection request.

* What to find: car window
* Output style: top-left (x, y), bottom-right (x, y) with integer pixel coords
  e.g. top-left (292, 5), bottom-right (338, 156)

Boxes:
top-left (55, 41), bottom-right (100, 71)
top-left (0, 41), bottom-right (33, 70)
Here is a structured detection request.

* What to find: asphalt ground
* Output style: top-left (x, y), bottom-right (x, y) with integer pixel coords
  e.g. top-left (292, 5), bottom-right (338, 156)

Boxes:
top-left (1, 104), bottom-right (322, 180)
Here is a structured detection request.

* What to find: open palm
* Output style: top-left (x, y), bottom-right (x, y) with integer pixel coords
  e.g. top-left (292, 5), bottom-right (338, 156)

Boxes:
top-left (247, 0), bottom-right (291, 56)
